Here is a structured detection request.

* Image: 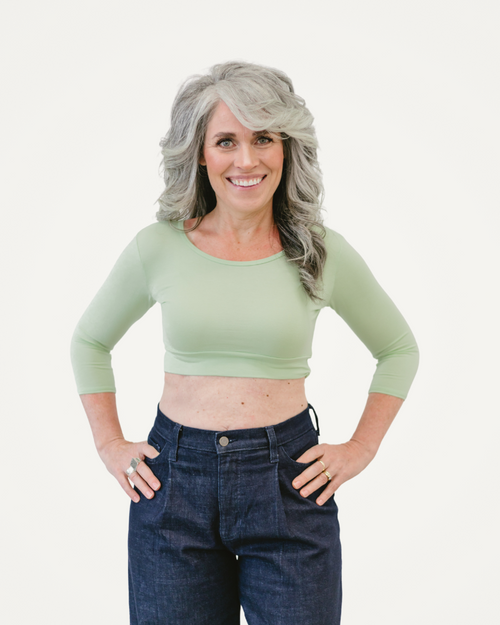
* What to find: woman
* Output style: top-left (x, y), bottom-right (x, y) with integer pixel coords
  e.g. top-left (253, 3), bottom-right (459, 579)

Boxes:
top-left (71, 61), bottom-right (419, 625)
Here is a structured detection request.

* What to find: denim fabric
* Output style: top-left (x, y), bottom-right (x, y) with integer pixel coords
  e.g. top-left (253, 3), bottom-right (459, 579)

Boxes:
top-left (128, 404), bottom-right (342, 625)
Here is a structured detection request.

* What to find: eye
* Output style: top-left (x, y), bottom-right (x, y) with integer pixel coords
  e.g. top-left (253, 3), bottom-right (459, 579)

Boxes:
top-left (216, 138), bottom-right (234, 148)
top-left (256, 135), bottom-right (273, 145)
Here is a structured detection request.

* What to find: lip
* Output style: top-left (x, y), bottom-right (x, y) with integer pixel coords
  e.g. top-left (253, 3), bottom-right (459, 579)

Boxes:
top-left (227, 175), bottom-right (267, 189)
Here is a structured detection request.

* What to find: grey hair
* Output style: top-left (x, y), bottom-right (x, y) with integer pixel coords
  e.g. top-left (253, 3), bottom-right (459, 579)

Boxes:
top-left (156, 61), bottom-right (327, 300)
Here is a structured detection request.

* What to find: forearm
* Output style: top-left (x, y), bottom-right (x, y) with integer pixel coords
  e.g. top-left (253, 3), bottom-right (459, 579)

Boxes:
top-left (79, 392), bottom-right (160, 502)
top-left (349, 392), bottom-right (404, 460)
top-left (80, 392), bottom-right (125, 454)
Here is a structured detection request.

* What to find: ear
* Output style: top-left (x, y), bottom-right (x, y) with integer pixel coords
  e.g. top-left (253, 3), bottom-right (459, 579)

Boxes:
top-left (199, 153), bottom-right (206, 166)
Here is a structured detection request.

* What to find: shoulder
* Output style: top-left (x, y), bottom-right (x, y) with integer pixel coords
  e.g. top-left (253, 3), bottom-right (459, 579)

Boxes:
top-left (316, 225), bottom-right (348, 265)
top-left (135, 220), bottom-right (183, 245)
top-left (322, 225), bottom-right (345, 250)
top-left (321, 226), bottom-right (373, 277)
top-left (134, 220), bottom-right (185, 265)
top-left (135, 220), bottom-right (185, 251)
top-left (318, 226), bottom-right (373, 301)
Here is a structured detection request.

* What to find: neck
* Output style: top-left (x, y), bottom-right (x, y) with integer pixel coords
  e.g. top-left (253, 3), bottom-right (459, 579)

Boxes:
top-left (205, 206), bottom-right (277, 246)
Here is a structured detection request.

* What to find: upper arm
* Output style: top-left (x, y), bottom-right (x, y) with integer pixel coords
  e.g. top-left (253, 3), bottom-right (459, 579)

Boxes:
top-left (70, 236), bottom-right (156, 394)
top-left (328, 234), bottom-right (419, 399)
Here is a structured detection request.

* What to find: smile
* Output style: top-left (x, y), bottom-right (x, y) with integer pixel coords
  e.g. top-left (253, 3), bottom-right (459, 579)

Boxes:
top-left (228, 176), bottom-right (266, 188)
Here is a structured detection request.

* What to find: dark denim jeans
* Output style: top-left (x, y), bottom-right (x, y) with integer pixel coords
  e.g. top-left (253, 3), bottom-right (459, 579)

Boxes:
top-left (128, 404), bottom-right (342, 624)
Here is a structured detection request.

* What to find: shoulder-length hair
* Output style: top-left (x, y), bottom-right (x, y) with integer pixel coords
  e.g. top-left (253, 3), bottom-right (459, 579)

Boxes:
top-left (156, 61), bottom-right (327, 300)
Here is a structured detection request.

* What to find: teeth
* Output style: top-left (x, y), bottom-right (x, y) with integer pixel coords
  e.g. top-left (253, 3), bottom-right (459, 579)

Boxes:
top-left (229, 177), bottom-right (264, 187)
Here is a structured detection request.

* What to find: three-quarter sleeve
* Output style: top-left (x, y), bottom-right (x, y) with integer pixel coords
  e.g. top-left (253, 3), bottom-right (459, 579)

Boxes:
top-left (328, 234), bottom-right (419, 399)
top-left (70, 236), bottom-right (156, 394)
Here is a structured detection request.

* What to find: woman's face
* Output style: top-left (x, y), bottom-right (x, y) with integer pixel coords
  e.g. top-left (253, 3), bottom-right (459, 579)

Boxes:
top-left (200, 101), bottom-right (284, 218)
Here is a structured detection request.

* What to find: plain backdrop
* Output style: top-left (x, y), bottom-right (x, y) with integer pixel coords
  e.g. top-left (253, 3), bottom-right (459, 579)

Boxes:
top-left (1, 1), bottom-right (499, 623)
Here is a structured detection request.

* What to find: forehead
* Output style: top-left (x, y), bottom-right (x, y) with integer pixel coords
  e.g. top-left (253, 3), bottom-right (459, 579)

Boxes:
top-left (206, 101), bottom-right (255, 136)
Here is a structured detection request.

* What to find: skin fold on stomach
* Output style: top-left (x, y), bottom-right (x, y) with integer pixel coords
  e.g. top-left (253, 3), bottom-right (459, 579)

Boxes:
top-left (159, 372), bottom-right (309, 431)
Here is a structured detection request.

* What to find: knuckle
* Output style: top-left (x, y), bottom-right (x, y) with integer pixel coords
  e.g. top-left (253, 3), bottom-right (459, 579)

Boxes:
top-left (117, 472), bottom-right (129, 485)
top-left (142, 468), bottom-right (155, 483)
top-left (330, 479), bottom-right (341, 491)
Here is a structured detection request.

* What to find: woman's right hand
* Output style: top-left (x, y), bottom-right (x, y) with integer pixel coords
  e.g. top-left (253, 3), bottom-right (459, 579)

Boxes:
top-left (98, 438), bottom-right (161, 503)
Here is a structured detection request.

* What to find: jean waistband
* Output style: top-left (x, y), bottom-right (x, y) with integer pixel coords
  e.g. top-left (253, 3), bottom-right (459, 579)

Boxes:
top-left (152, 403), bottom-right (320, 454)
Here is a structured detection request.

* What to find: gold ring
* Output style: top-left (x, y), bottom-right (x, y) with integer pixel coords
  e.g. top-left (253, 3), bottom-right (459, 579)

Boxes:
top-left (322, 470), bottom-right (332, 481)
top-left (319, 460), bottom-right (326, 470)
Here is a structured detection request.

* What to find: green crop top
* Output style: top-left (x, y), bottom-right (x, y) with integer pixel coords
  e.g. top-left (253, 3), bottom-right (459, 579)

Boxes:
top-left (70, 221), bottom-right (419, 398)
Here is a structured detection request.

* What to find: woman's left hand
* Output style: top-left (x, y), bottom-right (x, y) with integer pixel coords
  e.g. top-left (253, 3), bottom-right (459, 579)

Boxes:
top-left (292, 439), bottom-right (376, 505)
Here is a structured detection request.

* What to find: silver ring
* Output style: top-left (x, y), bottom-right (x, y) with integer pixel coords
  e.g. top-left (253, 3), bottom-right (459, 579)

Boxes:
top-left (126, 457), bottom-right (142, 476)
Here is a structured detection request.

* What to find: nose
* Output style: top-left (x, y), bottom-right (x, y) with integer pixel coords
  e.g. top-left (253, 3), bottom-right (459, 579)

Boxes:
top-left (234, 142), bottom-right (259, 170)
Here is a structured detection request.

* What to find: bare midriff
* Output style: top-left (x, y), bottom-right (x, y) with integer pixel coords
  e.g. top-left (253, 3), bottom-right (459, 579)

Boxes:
top-left (159, 372), bottom-right (308, 431)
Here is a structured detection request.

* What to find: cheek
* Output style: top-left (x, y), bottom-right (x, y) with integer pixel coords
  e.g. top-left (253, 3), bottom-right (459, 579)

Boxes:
top-left (205, 153), bottom-right (228, 179)
top-left (205, 159), bottom-right (228, 195)
top-left (272, 153), bottom-right (285, 182)
top-left (271, 147), bottom-right (285, 173)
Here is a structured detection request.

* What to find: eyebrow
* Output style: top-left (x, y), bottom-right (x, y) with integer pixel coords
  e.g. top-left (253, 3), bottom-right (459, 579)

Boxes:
top-left (211, 130), bottom-right (270, 140)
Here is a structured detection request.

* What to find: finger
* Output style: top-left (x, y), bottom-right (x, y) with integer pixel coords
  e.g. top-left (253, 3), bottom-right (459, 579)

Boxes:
top-left (292, 459), bottom-right (327, 490)
top-left (128, 470), bottom-right (156, 500)
top-left (316, 482), bottom-right (337, 506)
top-left (116, 473), bottom-right (141, 503)
top-left (295, 443), bottom-right (324, 464)
top-left (298, 469), bottom-right (332, 498)
top-left (136, 461), bottom-right (161, 491)
top-left (303, 469), bottom-right (347, 504)
top-left (140, 441), bottom-right (160, 460)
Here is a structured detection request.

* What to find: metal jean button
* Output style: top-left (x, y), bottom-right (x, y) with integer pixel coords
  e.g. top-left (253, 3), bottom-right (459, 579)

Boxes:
top-left (219, 436), bottom-right (229, 447)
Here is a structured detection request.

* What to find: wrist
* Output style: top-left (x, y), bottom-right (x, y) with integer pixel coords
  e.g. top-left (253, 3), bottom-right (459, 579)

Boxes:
top-left (346, 437), bottom-right (378, 465)
top-left (96, 434), bottom-right (126, 457)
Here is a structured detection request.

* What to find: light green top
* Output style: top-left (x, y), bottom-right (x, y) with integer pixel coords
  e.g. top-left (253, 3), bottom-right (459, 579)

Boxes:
top-left (70, 221), bottom-right (419, 398)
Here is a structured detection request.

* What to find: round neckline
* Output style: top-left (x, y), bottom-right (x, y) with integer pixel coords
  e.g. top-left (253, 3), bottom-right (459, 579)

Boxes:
top-left (180, 221), bottom-right (285, 266)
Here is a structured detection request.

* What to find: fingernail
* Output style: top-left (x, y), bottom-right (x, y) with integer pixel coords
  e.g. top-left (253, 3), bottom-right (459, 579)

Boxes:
top-left (133, 496), bottom-right (140, 503)
top-left (301, 490), bottom-right (308, 497)
top-left (317, 499), bottom-right (324, 506)
top-left (293, 481), bottom-right (300, 488)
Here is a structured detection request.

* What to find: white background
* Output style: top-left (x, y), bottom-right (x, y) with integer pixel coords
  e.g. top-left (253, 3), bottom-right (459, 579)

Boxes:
top-left (1, 1), bottom-right (499, 623)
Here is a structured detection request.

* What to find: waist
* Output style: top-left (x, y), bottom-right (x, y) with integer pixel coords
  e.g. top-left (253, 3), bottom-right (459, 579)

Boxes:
top-left (159, 372), bottom-right (308, 430)
top-left (153, 402), bottom-right (320, 452)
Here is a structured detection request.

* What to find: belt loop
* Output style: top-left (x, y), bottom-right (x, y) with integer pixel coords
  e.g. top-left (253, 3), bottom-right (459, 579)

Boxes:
top-left (169, 423), bottom-right (182, 462)
top-left (265, 426), bottom-right (279, 464)
top-left (309, 404), bottom-right (320, 437)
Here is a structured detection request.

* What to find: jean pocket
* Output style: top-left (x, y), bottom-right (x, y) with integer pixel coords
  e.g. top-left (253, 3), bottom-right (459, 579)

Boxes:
top-left (279, 428), bottom-right (319, 467)
top-left (145, 426), bottom-right (169, 465)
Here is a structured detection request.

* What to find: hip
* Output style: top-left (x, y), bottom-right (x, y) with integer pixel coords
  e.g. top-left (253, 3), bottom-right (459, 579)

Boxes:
top-left (136, 402), bottom-right (336, 546)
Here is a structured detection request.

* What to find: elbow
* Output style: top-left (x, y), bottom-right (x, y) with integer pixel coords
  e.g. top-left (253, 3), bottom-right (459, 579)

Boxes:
top-left (370, 333), bottom-right (420, 400)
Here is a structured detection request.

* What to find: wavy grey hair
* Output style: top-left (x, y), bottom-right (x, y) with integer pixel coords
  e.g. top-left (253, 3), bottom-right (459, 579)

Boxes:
top-left (156, 61), bottom-right (327, 300)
